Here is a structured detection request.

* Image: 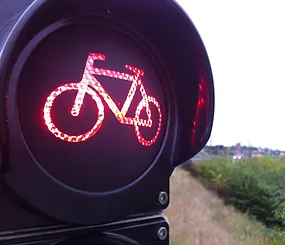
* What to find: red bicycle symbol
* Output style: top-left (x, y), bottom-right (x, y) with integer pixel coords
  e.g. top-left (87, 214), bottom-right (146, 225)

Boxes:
top-left (43, 53), bottom-right (162, 146)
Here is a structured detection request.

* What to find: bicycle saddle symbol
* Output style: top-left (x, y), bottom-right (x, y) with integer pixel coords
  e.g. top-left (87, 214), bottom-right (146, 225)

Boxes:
top-left (43, 53), bottom-right (162, 146)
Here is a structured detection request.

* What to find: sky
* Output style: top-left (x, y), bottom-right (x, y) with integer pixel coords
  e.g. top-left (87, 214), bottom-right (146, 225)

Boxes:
top-left (177, 0), bottom-right (285, 150)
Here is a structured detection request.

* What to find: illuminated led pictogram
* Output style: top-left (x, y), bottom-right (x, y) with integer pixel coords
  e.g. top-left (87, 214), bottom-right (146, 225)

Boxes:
top-left (43, 53), bottom-right (162, 146)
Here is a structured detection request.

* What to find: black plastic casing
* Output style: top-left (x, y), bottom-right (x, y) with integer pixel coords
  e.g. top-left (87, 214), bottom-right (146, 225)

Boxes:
top-left (0, 0), bottom-right (214, 227)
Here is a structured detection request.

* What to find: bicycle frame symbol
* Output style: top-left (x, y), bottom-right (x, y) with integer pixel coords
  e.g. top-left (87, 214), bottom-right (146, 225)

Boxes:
top-left (43, 53), bottom-right (162, 146)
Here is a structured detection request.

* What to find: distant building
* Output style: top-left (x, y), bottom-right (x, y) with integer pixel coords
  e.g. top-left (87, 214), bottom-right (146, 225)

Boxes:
top-left (251, 153), bottom-right (263, 158)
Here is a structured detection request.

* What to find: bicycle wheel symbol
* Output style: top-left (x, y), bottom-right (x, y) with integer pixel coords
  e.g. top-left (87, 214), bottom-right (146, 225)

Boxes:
top-left (44, 83), bottom-right (105, 143)
top-left (134, 96), bottom-right (162, 146)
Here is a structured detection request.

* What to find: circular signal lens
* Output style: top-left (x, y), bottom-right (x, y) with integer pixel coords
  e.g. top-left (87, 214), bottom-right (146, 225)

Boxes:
top-left (17, 22), bottom-right (166, 192)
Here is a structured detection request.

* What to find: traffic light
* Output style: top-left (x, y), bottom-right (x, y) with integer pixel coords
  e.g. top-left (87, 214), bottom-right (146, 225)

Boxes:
top-left (0, 0), bottom-right (214, 244)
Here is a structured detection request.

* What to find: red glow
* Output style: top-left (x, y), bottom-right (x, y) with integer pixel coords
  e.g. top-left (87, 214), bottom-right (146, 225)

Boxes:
top-left (43, 53), bottom-right (162, 146)
top-left (191, 76), bottom-right (209, 147)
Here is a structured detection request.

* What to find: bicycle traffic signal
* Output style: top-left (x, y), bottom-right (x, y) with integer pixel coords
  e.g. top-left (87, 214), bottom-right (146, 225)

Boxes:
top-left (0, 0), bottom-right (214, 244)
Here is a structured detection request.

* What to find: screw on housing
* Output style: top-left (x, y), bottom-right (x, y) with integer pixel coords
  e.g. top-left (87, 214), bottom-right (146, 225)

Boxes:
top-left (157, 226), bottom-right (168, 240)
top-left (158, 191), bottom-right (168, 205)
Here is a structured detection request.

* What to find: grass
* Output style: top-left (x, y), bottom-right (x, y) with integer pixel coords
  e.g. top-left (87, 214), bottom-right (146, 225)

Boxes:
top-left (164, 168), bottom-right (272, 245)
top-left (190, 156), bottom-right (285, 242)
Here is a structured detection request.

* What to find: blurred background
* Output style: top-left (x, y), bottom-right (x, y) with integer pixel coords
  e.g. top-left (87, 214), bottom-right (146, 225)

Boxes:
top-left (165, 1), bottom-right (285, 244)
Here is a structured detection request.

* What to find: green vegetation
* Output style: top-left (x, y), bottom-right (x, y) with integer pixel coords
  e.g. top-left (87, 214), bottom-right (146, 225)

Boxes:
top-left (191, 156), bottom-right (285, 244)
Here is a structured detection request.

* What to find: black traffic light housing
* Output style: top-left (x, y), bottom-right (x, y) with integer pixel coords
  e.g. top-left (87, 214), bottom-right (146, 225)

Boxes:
top-left (1, 215), bottom-right (168, 245)
top-left (0, 0), bottom-right (214, 235)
